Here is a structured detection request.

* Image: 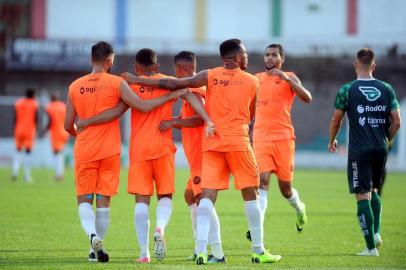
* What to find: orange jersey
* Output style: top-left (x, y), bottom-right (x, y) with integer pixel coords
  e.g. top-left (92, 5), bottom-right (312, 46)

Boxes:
top-left (203, 67), bottom-right (257, 152)
top-left (129, 73), bottom-right (176, 163)
top-left (46, 101), bottom-right (69, 146)
top-left (68, 73), bottom-right (123, 162)
top-left (180, 87), bottom-right (206, 173)
top-left (253, 72), bottom-right (296, 143)
top-left (14, 98), bottom-right (38, 137)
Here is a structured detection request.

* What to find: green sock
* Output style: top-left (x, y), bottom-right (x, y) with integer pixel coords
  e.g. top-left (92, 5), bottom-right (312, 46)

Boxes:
top-left (357, 199), bottom-right (375, 249)
top-left (370, 191), bottom-right (382, 234)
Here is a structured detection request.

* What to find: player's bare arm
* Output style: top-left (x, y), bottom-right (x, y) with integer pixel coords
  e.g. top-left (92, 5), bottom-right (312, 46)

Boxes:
top-left (121, 70), bottom-right (208, 90)
top-left (158, 92), bottom-right (205, 132)
top-left (76, 101), bottom-right (129, 132)
top-left (389, 109), bottom-right (401, 141)
top-left (119, 80), bottom-right (187, 112)
top-left (181, 90), bottom-right (215, 137)
top-left (64, 96), bottom-right (78, 137)
top-left (328, 109), bottom-right (345, 152)
top-left (270, 69), bottom-right (312, 103)
top-left (159, 115), bottom-right (203, 132)
top-left (249, 83), bottom-right (258, 121)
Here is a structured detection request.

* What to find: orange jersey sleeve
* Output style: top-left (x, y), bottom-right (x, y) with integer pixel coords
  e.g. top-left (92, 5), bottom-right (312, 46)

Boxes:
top-left (129, 73), bottom-right (176, 163)
top-left (14, 98), bottom-right (38, 137)
top-left (46, 101), bottom-right (69, 146)
top-left (253, 72), bottom-right (296, 143)
top-left (180, 87), bottom-right (206, 173)
top-left (68, 73), bottom-right (123, 162)
top-left (202, 67), bottom-right (257, 152)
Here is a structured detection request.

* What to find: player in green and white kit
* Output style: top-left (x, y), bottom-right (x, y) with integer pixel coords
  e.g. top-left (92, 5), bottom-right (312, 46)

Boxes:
top-left (328, 48), bottom-right (401, 256)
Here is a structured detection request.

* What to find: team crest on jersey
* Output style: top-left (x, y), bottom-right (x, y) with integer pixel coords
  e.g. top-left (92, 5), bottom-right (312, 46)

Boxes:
top-left (358, 86), bottom-right (381, 101)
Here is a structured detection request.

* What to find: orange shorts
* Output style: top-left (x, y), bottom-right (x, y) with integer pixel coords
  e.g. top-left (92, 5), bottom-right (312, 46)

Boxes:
top-left (51, 137), bottom-right (68, 152)
top-left (185, 171), bottom-right (202, 197)
top-left (254, 139), bottom-right (295, 181)
top-left (74, 153), bottom-right (121, 196)
top-left (15, 133), bottom-right (35, 150)
top-left (202, 150), bottom-right (259, 190)
top-left (128, 154), bottom-right (175, 196)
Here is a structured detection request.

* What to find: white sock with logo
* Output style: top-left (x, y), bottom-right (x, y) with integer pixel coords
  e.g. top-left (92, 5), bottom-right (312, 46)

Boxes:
top-left (134, 203), bottom-right (150, 258)
top-left (95, 208), bottom-right (110, 240)
top-left (196, 198), bottom-right (213, 255)
top-left (258, 189), bottom-right (268, 220)
top-left (208, 207), bottom-right (224, 259)
top-left (156, 197), bottom-right (173, 233)
top-left (245, 200), bottom-right (265, 254)
top-left (189, 203), bottom-right (198, 253)
top-left (78, 203), bottom-right (97, 238)
top-left (287, 188), bottom-right (304, 213)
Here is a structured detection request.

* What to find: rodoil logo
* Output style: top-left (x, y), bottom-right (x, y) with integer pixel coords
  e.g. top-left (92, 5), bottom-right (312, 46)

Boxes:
top-left (358, 86), bottom-right (381, 101)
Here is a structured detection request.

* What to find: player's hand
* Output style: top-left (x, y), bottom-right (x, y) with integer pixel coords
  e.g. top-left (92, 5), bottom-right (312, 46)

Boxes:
top-left (75, 119), bottom-right (88, 133)
top-left (159, 120), bottom-right (173, 132)
top-left (170, 88), bottom-right (188, 100)
top-left (269, 68), bottom-right (290, 81)
top-left (328, 140), bottom-right (338, 153)
top-left (205, 121), bottom-right (216, 138)
top-left (121, 72), bottom-right (137, 84)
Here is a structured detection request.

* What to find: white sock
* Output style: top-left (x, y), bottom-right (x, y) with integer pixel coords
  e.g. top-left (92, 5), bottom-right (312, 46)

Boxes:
top-left (134, 203), bottom-right (150, 258)
top-left (189, 203), bottom-right (198, 253)
top-left (245, 200), bottom-right (265, 254)
top-left (78, 203), bottom-right (97, 238)
top-left (196, 198), bottom-right (213, 255)
top-left (258, 189), bottom-right (268, 220)
top-left (95, 208), bottom-right (110, 240)
top-left (23, 153), bottom-right (31, 181)
top-left (287, 188), bottom-right (304, 213)
top-left (156, 197), bottom-right (173, 233)
top-left (12, 151), bottom-right (22, 177)
top-left (55, 152), bottom-right (64, 177)
top-left (208, 207), bottom-right (224, 259)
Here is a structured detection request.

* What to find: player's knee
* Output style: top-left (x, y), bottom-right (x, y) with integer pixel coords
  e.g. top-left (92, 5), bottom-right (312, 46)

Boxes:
top-left (25, 149), bottom-right (31, 154)
top-left (96, 194), bottom-right (110, 207)
top-left (184, 189), bottom-right (195, 205)
top-left (279, 182), bottom-right (292, 198)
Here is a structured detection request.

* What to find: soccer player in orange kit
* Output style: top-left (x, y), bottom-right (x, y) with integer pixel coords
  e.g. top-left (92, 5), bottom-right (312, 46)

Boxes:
top-left (45, 92), bottom-right (69, 180)
top-left (12, 88), bottom-right (38, 183)
top-left (252, 44), bottom-right (312, 236)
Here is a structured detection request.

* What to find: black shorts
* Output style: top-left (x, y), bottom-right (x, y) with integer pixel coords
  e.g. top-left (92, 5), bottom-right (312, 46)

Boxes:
top-left (347, 158), bottom-right (386, 194)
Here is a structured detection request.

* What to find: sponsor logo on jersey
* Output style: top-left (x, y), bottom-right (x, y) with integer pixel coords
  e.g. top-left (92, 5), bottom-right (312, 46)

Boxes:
top-left (367, 117), bottom-right (386, 127)
top-left (357, 104), bottom-right (386, 114)
top-left (359, 116), bottom-right (366, 126)
top-left (80, 86), bottom-right (96, 94)
top-left (359, 86), bottom-right (381, 101)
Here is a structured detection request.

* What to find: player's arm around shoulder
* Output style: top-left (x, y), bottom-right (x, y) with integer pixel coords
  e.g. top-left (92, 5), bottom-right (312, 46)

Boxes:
top-left (121, 70), bottom-right (208, 90)
top-left (286, 73), bottom-right (312, 103)
top-left (64, 94), bottom-right (78, 137)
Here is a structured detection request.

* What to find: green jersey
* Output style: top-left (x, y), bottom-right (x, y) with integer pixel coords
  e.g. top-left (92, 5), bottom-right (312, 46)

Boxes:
top-left (335, 79), bottom-right (400, 160)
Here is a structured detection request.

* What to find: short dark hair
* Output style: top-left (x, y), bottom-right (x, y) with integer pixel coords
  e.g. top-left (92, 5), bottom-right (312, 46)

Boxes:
top-left (219, 38), bottom-right (242, 58)
top-left (174, 51), bottom-right (196, 64)
top-left (266, 44), bottom-right (284, 58)
top-left (357, 48), bottom-right (375, 66)
top-left (136, 48), bottom-right (158, 66)
top-left (91, 41), bottom-right (114, 62)
top-left (26, 88), bottom-right (35, 98)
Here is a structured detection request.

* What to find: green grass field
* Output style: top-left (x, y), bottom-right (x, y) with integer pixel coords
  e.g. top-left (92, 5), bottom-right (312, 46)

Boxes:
top-left (0, 168), bottom-right (405, 269)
